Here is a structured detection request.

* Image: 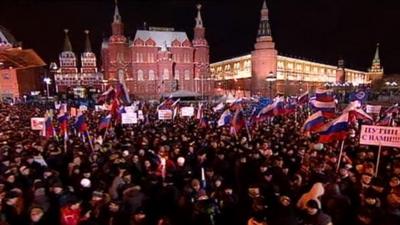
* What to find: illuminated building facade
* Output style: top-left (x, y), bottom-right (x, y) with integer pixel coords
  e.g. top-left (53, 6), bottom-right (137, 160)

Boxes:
top-left (54, 29), bottom-right (103, 96)
top-left (101, 3), bottom-right (212, 99)
top-left (0, 26), bottom-right (46, 99)
top-left (210, 1), bottom-right (380, 97)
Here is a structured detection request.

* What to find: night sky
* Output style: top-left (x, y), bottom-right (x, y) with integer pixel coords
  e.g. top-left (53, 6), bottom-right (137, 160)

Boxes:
top-left (1, 0), bottom-right (400, 74)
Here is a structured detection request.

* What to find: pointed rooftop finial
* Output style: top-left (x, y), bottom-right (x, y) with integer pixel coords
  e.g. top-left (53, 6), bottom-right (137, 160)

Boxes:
top-left (114, 0), bottom-right (121, 23)
top-left (374, 43), bottom-right (380, 62)
top-left (161, 41), bottom-right (168, 52)
top-left (262, 0), bottom-right (267, 9)
top-left (257, 0), bottom-right (271, 37)
top-left (195, 4), bottom-right (203, 28)
top-left (63, 29), bottom-right (73, 52)
top-left (84, 30), bottom-right (92, 52)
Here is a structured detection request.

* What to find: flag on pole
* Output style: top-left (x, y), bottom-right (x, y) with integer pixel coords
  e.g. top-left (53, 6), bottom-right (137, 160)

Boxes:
top-left (302, 111), bottom-right (325, 133)
top-left (99, 114), bottom-right (112, 130)
top-left (44, 111), bottom-right (54, 138)
top-left (317, 113), bottom-right (349, 143)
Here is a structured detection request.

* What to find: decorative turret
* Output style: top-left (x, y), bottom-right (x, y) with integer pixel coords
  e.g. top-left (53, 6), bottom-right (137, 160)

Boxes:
top-left (63, 29), bottom-right (73, 52)
top-left (193, 4), bottom-right (206, 43)
top-left (192, 3), bottom-right (210, 94)
top-left (81, 30), bottom-right (97, 73)
top-left (368, 43), bottom-right (384, 81)
top-left (251, 0), bottom-right (277, 96)
top-left (257, 0), bottom-right (272, 37)
top-left (84, 30), bottom-right (92, 53)
top-left (59, 29), bottom-right (78, 74)
top-left (111, 0), bottom-right (124, 37)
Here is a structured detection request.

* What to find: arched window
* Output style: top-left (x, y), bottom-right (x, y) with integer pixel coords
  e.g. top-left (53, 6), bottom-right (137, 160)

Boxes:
top-left (163, 68), bottom-right (169, 80)
top-left (184, 70), bottom-right (190, 80)
top-left (174, 70), bottom-right (180, 80)
top-left (148, 70), bottom-right (155, 80)
top-left (137, 70), bottom-right (144, 81)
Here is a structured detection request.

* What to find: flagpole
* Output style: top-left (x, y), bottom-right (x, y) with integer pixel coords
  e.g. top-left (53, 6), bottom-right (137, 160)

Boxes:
top-left (63, 133), bottom-right (67, 153)
top-left (87, 130), bottom-right (94, 152)
top-left (375, 144), bottom-right (382, 177)
top-left (336, 140), bottom-right (345, 173)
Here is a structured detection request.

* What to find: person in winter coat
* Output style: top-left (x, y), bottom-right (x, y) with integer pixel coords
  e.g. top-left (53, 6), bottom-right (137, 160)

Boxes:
top-left (297, 182), bottom-right (325, 210)
top-left (28, 206), bottom-right (48, 225)
top-left (270, 195), bottom-right (298, 225)
top-left (303, 199), bottom-right (332, 225)
top-left (321, 183), bottom-right (352, 225)
top-left (2, 190), bottom-right (26, 225)
top-left (60, 195), bottom-right (89, 225)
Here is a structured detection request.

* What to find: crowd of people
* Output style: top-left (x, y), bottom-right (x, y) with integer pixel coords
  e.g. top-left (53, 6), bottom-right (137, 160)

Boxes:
top-left (0, 101), bottom-right (399, 225)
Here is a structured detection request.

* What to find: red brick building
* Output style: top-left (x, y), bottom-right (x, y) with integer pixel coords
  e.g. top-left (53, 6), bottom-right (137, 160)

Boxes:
top-left (54, 29), bottom-right (104, 96)
top-left (0, 26), bottom-right (46, 99)
top-left (101, 3), bottom-right (212, 99)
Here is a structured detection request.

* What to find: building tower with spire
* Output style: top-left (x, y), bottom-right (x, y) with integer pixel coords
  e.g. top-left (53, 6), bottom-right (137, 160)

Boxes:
top-left (81, 30), bottom-right (97, 74)
top-left (59, 29), bottom-right (78, 74)
top-left (102, 0), bottom-right (130, 82)
top-left (192, 4), bottom-right (212, 96)
top-left (367, 43), bottom-right (384, 82)
top-left (55, 29), bottom-right (102, 93)
top-left (251, 0), bottom-right (278, 96)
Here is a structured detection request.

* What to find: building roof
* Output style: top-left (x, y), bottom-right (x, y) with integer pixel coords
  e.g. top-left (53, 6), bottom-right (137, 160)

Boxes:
top-left (134, 30), bottom-right (189, 48)
top-left (0, 48), bottom-right (46, 69)
top-left (0, 25), bottom-right (17, 46)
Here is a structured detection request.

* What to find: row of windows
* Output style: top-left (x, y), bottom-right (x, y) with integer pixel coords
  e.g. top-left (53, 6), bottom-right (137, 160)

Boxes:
top-left (136, 69), bottom-right (191, 81)
top-left (213, 60), bottom-right (251, 73)
top-left (134, 52), bottom-right (193, 63)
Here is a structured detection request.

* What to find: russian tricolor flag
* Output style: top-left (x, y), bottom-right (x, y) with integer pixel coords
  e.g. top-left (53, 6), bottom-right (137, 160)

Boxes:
top-left (302, 111), bottom-right (325, 132)
top-left (316, 88), bottom-right (334, 102)
top-left (99, 114), bottom-right (111, 130)
top-left (310, 99), bottom-right (336, 118)
top-left (318, 113), bottom-right (349, 143)
top-left (44, 114), bottom-right (54, 138)
top-left (217, 109), bottom-right (233, 127)
top-left (57, 113), bottom-right (68, 136)
top-left (74, 114), bottom-right (88, 133)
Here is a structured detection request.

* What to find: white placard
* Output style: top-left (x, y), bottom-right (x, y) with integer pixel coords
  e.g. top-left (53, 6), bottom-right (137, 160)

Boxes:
top-left (95, 105), bottom-right (106, 111)
top-left (366, 105), bottom-right (382, 114)
top-left (31, 117), bottom-right (45, 130)
top-left (138, 110), bottom-right (144, 120)
top-left (360, 125), bottom-right (400, 148)
top-left (121, 113), bottom-right (138, 124)
top-left (181, 107), bottom-right (194, 117)
top-left (158, 110), bottom-right (173, 120)
top-left (125, 106), bottom-right (136, 113)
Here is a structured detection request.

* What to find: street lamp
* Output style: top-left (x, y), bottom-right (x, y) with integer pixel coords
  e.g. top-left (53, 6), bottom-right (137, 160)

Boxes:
top-left (385, 81), bottom-right (398, 103)
top-left (49, 62), bottom-right (58, 93)
top-left (265, 71), bottom-right (277, 98)
top-left (43, 77), bottom-right (51, 99)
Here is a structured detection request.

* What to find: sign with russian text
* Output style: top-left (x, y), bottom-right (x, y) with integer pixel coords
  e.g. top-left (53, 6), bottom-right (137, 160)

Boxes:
top-left (158, 110), bottom-right (173, 120)
top-left (121, 113), bottom-right (138, 124)
top-left (360, 125), bottom-right (400, 148)
top-left (181, 107), bottom-right (194, 117)
top-left (31, 117), bottom-right (45, 130)
top-left (366, 105), bottom-right (381, 114)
